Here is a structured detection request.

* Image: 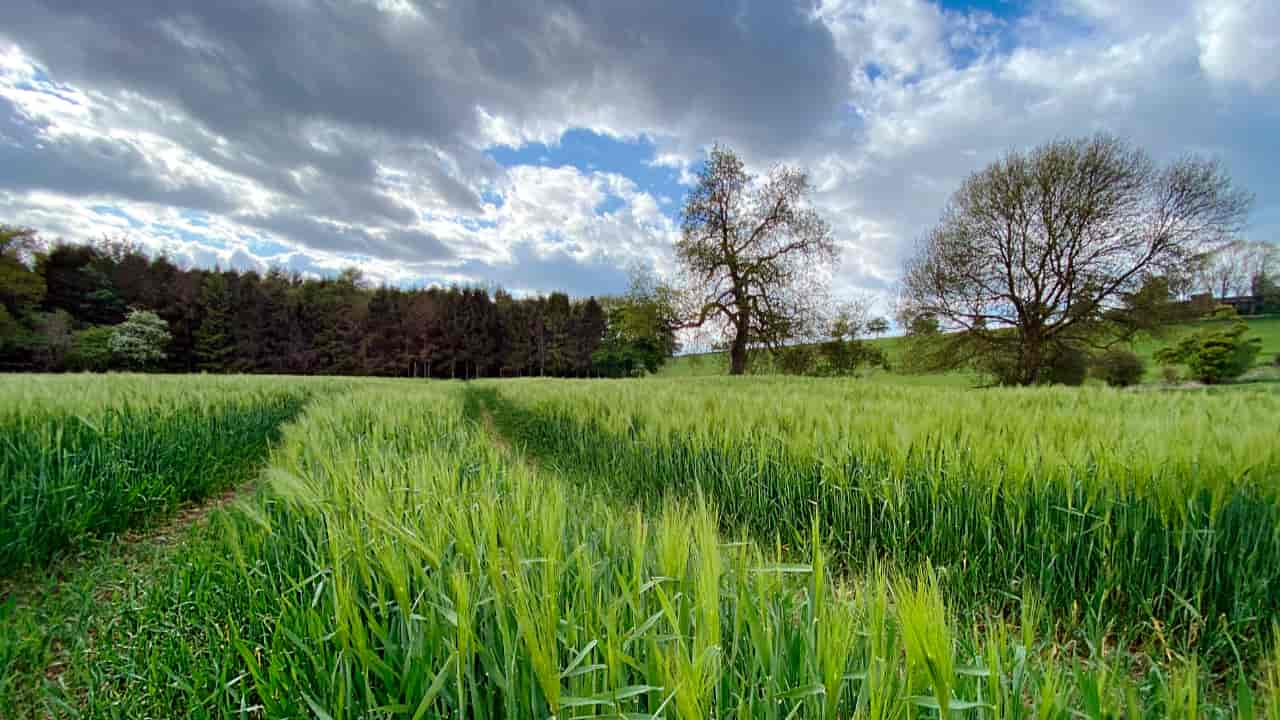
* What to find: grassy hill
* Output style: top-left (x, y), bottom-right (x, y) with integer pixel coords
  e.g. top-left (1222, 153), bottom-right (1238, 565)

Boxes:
top-left (661, 314), bottom-right (1280, 384)
top-left (1130, 315), bottom-right (1280, 378)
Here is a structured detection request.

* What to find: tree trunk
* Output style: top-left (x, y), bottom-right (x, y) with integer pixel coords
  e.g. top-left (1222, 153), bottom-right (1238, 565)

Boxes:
top-left (729, 328), bottom-right (749, 375)
top-left (1019, 330), bottom-right (1044, 385)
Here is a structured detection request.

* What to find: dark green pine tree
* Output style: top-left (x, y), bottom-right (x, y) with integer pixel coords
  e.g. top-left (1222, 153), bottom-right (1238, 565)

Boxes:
top-left (573, 297), bottom-right (607, 376)
top-left (543, 292), bottom-right (572, 375)
top-left (193, 270), bottom-right (236, 371)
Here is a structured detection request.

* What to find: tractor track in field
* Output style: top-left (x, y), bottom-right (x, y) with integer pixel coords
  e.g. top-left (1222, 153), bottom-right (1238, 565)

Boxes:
top-left (0, 479), bottom-right (258, 604)
top-left (2, 478), bottom-right (262, 702)
top-left (118, 479), bottom-right (252, 549)
top-left (477, 406), bottom-right (546, 478)
top-left (468, 386), bottom-right (542, 474)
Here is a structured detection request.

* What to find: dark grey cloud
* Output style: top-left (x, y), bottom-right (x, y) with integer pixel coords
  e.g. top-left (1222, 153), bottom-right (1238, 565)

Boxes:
top-left (0, 0), bottom-right (849, 156)
top-left (0, 95), bottom-right (240, 212)
top-left (242, 211), bottom-right (454, 263)
top-left (0, 0), bottom-right (849, 270)
top-left (564, 1), bottom-right (851, 156)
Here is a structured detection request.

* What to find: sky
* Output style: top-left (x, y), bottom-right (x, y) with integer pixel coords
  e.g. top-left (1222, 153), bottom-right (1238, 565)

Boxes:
top-left (1, 0), bottom-right (1277, 311)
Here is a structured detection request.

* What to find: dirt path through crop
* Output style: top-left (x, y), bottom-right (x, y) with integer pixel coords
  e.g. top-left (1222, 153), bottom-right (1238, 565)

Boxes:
top-left (121, 480), bottom-right (252, 548)
top-left (469, 387), bottom-right (543, 475)
top-left (0, 479), bottom-right (257, 604)
top-left (0, 478), bottom-right (262, 702)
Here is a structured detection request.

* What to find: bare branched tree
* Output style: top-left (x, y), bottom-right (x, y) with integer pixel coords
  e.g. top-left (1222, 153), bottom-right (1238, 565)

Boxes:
top-left (827, 292), bottom-right (876, 340)
top-left (1195, 239), bottom-right (1279, 297)
top-left (901, 134), bottom-right (1252, 385)
top-left (675, 146), bottom-right (837, 375)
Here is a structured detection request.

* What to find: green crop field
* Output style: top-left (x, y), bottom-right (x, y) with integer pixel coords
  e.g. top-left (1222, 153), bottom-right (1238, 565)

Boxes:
top-left (2, 373), bottom-right (1279, 717)
top-left (0, 375), bottom-right (332, 574)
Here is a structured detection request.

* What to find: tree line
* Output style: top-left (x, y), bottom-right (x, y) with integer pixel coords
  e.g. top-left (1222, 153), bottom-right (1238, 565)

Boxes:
top-left (0, 230), bottom-right (676, 377)
top-left (3, 135), bottom-right (1270, 384)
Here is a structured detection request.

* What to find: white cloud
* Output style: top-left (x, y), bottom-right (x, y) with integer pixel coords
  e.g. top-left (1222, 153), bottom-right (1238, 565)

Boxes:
top-left (1196, 0), bottom-right (1280, 92)
top-left (792, 0), bottom-right (1280, 318)
top-left (485, 165), bottom-right (678, 273)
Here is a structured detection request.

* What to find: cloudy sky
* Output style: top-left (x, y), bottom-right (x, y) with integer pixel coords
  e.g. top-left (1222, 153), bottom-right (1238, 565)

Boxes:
top-left (1, 0), bottom-right (1277, 308)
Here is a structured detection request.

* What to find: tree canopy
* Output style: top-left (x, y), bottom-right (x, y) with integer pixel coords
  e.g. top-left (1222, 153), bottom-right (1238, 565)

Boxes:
top-left (900, 134), bottom-right (1252, 385)
top-left (675, 146), bottom-right (837, 375)
top-left (588, 268), bottom-right (679, 377)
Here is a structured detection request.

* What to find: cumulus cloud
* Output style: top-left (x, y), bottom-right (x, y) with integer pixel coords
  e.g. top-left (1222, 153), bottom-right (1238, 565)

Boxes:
top-left (0, 0), bottom-right (1275, 304)
top-left (1196, 0), bottom-right (1280, 93)
top-left (809, 0), bottom-right (1280, 313)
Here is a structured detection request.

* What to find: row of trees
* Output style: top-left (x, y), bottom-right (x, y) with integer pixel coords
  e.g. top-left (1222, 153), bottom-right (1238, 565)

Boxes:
top-left (668, 137), bottom-right (1270, 384)
top-left (0, 229), bottom-right (676, 377)
top-left (1196, 239), bottom-right (1280, 299)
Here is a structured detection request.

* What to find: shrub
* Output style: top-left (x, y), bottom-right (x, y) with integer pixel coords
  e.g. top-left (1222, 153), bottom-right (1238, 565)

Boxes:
top-left (818, 339), bottom-right (888, 376)
top-left (775, 340), bottom-right (889, 377)
top-left (65, 325), bottom-right (116, 372)
top-left (1041, 344), bottom-right (1090, 386)
top-left (1210, 304), bottom-right (1240, 320)
top-left (777, 345), bottom-right (818, 375)
top-left (1155, 320), bottom-right (1261, 383)
top-left (1092, 349), bottom-right (1145, 387)
top-left (1161, 365), bottom-right (1181, 383)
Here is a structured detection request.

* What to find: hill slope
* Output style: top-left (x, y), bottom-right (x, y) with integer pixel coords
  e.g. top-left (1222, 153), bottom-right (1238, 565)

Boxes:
top-left (661, 315), bottom-right (1280, 382)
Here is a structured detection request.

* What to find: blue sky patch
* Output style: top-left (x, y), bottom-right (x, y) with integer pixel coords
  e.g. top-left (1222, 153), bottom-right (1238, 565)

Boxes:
top-left (180, 210), bottom-right (210, 228)
top-left (936, 0), bottom-right (1024, 20)
top-left (152, 223), bottom-right (228, 249)
top-left (91, 204), bottom-right (141, 228)
top-left (486, 128), bottom-right (684, 217)
top-left (937, 0), bottom-right (1025, 69)
top-left (597, 195), bottom-right (626, 215)
top-left (244, 237), bottom-right (292, 256)
top-left (454, 215), bottom-right (498, 231)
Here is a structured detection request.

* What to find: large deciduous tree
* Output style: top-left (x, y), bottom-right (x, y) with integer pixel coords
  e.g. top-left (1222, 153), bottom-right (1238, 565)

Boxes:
top-left (675, 146), bottom-right (837, 375)
top-left (900, 134), bottom-right (1252, 385)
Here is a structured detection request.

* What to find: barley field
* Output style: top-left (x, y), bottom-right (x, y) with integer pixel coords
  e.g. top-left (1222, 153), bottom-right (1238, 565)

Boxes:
top-left (0, 375), bottom-right (326, 574)
top-left (2, 374), bottom-right (1277, 717)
